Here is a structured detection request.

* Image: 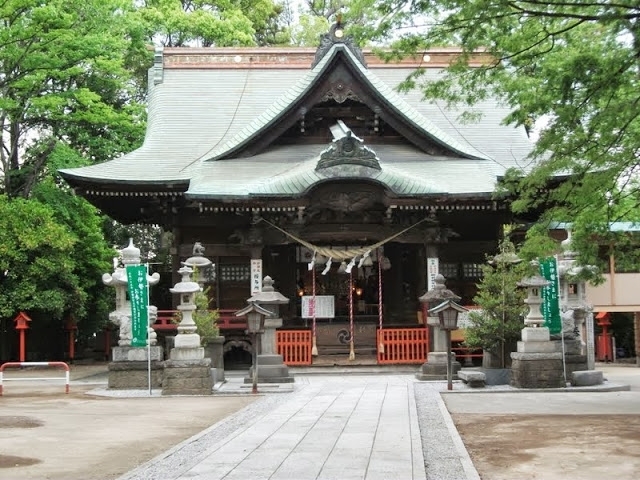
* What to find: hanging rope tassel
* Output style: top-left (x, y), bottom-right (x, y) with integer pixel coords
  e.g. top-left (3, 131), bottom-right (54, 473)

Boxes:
top-left (377, 248), bottom-right (384, 355)
top-left (349, 270), bottom-right (355, 361)
top-left (311, 267), bottom-right (318, 357)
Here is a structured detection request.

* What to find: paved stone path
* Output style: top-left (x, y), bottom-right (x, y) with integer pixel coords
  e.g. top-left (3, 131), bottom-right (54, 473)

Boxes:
top-left (120, 374), bottom-right (479, 480)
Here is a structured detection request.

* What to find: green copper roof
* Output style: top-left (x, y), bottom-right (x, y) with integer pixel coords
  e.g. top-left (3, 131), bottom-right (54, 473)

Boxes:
top-left (201, 43), bottom-right (489, 162)
top-left (59, 45), bottom-right (535, 196)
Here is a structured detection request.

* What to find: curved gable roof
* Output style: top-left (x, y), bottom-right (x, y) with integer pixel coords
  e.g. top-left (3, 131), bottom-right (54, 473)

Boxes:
top-left (200, 42), bottom-right (489, 162)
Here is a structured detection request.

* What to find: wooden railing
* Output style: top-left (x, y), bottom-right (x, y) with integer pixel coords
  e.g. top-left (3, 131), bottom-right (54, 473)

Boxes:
top-left (154, 309), bottom-right (245, 331)
top-left (377, 328), bottom-right (429, 365)
top-left (276, 330), bottom-right (312, 366)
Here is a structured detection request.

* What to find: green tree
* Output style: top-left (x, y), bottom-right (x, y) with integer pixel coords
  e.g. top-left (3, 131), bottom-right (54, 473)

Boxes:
top-left (136, 0), bottom-right (285, 47)
top-left (31, 178), bottom-right (114, 338)
top-left (350, 1), bottom-right (640, 267)
top-left (465, 229), bottom-right (531, 368)
top-left (0, 195), bottom-right (79, 321)
top-left (0, 0), bottom-right (149, 198)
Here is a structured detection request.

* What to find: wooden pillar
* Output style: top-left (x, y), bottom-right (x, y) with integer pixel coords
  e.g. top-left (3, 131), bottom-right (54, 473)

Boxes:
top-left (171, 226), bottom-right (183, 309)
top-left (13, 312), bottom-right (32, 362)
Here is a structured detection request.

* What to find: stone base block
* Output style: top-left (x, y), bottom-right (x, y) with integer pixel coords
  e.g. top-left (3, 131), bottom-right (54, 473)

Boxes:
top-left (245, 354), bottom-right (294, 383)
top-left (162, 359), bottom-right (213, 395)
top-left (521, 327), bottom-right (550, 343)
top-left (479, 368), bottom-right (511, 385)
top-left (415, 356), bottom-right (461, 381)
top-left (108, 361), bottom-right (163, 389)
top-left (458, 369), bottom-right (485, 388)
top-left (565, 354), bottom-right (588, 377)
top-left (510, 352), bottom-right (565, 389)
top-left (174, 333), bottom-right (201, 349)
top-left (517, 341), bottom-right (558, 353)
top-left (112, 346), bottom-right (164, 362)
top-left (169, 346), bottom-right (204, 361)
top-left (571, 370), bottom-right (603, 387)
top-left (553, 339), bottom-right (583, 355)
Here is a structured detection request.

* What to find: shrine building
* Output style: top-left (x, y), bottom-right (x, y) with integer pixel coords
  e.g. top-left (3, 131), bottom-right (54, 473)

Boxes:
top-left (60, 23), bottom-right (536, 363)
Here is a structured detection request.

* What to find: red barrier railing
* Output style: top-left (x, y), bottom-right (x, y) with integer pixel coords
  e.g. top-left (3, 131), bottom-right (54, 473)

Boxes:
top-left (154, 309), bottom-right (245, 331)
top-left (277, 330), bottom-right (312, 366)
top-left (377, 328), bottom-right (429, 365)
top-left (0, 362), bottom-right (70, 396)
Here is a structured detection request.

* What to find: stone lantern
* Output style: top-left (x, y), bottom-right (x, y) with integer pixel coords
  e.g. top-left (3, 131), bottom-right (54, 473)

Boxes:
top-left (235, 302), bottom-right (273, 394)
top-left (428, 299), bottom-right (468, 390)
top-left (169, 266), bottom-right (202, 353)
top-left (163, 265), bottom-right (212, 395)
top-left (416, 274), bottom-right (462, 381)
top-left (557, 230), bottom-right (594, 370)
top-left (102, 238), bottom-right (162, 389)
top-left (519, 274), bottom-right (550, 328)
top-left (245, 276), bottom-right (293, 383)
top-left (183, 242), bottom-right (214, 287)
top-left (103, 239), bottom-right (160, 347)
top-left (511, 272), bottom-right (564, 388)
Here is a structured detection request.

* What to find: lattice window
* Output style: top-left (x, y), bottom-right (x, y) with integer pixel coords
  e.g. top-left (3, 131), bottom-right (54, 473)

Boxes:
top-left (220, 265), bottom-right (250, 282)
top-left (462, 263), bottom-right (484, 279)
top-left (440, 263), bottom-right (459, 279)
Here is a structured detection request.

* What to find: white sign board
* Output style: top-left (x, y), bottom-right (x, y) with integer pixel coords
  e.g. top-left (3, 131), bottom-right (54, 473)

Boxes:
top-left (302, 295), bottom-right (335, 319)
top-left (250, 259), bottom-right (262, 295)
top-left (427, 257), bottom-right (439, 291)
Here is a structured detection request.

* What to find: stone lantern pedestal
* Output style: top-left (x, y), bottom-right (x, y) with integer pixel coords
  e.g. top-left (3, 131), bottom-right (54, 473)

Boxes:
top-left (162, 266), bottom-right (212, 396)
top-left (415, 275), bottom-right (461, 381)
top-left (104, 239), bottom-right (163, 389)
top-left (511, 274), bottom-right (564, 389)
top-left (246, 276), bottom-right (294, 384)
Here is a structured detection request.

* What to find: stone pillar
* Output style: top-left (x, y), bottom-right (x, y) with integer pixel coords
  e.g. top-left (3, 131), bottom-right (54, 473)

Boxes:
top-left (103, 239), bottom-right (163, 389)
top-left (511, 273), bottom-right (564, 389)
top-left (416, 274), bottom-right (461, 381)
top-left (246, 276), bottom-right (294, 384)
top-left (163, 265), bottom-right (212, 395)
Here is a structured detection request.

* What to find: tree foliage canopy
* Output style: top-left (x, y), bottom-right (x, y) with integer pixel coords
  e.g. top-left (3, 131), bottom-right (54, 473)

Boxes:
top-left (350, 0), bottom-right (640, 267)
top-left (0, 0), bottom-right (150, 198)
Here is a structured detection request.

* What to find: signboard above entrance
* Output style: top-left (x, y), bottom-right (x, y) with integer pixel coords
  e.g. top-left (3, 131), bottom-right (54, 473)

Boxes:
top-left (302, 295), bottom-right (335, 318)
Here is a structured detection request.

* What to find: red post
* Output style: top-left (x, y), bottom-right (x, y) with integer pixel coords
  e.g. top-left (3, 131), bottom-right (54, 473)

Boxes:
top-left (13, 312), bottom-right (32, 362)
top-left (596, 312), bottom-right (613, 362)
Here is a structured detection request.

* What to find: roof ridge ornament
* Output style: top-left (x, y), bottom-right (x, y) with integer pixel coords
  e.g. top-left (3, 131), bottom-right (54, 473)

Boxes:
top-left (312, 18), bottom-right (367, 69)
top-left (316, 121), bottom-right (381, 171)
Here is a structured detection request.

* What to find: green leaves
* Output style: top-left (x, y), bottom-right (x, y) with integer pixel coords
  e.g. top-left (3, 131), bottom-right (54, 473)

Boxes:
top-left (0, 0), bottom-right (149, 197)
top-left (358, 1), bottom-right (640, 270)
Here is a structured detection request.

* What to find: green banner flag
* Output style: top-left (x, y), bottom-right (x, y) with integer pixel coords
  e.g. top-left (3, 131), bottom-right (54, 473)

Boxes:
top-left (126, 264), bottom-right (149, 348)
top-left (539, 257), bottom-right (562, 335)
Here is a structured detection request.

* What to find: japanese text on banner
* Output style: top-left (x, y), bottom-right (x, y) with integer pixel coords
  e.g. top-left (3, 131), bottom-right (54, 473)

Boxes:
top-left (539, 257), bottom-right (562, 335)
top-left (126, 265), bottom-right (149, 347)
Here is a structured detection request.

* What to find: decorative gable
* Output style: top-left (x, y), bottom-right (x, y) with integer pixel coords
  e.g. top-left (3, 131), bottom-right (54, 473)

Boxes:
top-left (316, 121), bottom-right (381, 172)
top-left (202, 22), bottom-right (489, 162)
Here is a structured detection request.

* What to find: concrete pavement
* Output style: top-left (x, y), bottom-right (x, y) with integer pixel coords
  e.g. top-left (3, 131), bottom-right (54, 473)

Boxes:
top-left (118, 364), bottom-right (639, 480)
top-left (120, 373), bottom-right (479, 480)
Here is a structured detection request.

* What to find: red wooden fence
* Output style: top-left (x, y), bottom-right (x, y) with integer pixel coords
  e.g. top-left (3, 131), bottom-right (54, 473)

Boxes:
top-left (377, 328), bottom-right (429, 365)
top-left (154, 309), bottom-right (244, 331)
top-left (277, 330), bottom-right (312, 366)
